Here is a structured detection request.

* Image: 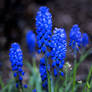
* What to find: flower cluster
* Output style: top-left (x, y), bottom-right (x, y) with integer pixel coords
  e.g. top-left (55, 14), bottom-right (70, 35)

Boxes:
top-left (36, 6), bottom-right (52, 54)
top-left (39, 57), bottom-right (48, 88)
top-left (36, 6), bottom-right (89, 90)
top-left (26, 30), bottom-right (36, 53)
top-left (50, 28), bottom-right (67, 77)
top-left (69, 24), bottom-right (82, 50)
top-left (9, 43), bottom-right (27, 88)
top-left (82, 33), bottom-right (89, 47)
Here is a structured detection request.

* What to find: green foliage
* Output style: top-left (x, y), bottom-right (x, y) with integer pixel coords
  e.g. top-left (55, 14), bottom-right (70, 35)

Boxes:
top-left (25, 60), bottom-right (42, 92)
top-left (0, 77), bottom-right (17, 92)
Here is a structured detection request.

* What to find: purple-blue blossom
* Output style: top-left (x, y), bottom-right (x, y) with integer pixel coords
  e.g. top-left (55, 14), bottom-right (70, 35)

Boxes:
top-left (9, 42), bottom-right (27, 88)
top-left (69, 24), bottom-right (82, 50)
top-left (82, 33), bottom-right (89, 47)
top-left (36, 6), bottom-right (52, 54)
top-left (50, 28), bottom-right (67, 77)
top-left (39, 57), bottom-right (48, 89)
top-left (26, 30), bottom-right (36, 53)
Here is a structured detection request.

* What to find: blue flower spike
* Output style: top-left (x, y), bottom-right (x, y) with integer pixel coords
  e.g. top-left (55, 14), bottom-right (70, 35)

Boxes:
top-left (36, 6), bottom-right (52, 54)
top-left (69, 24), bottom-right (82, 51)
top-left (36, 6), bottom-right (52, 89)
top-left (9, 42), bottom-right (27, 88)
top-left (82, 33), bottom-right (89, 47)
top-left (50, 28), bottom-right (67, 77)
top-left (26, 30), bottom-right (36, 53)
top-left (39, 57), bottom-right (48, 89)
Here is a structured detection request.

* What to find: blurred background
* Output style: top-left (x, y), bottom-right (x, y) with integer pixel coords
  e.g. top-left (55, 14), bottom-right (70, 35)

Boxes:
top-left (0, 0), bottom-right (92, 87)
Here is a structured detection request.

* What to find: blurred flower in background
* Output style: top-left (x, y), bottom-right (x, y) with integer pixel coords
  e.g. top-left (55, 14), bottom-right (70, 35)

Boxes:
top-left (81, 33), bottom-right (89, 47)
top-left (26, 30), bottom-right (36, 54)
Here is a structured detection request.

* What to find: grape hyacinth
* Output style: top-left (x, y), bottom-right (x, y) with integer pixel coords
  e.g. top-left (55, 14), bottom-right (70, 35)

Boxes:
top-left (9, 43), bottom-right (27, 88)
top-left (82, 33), bottom-right (89, 47)
top-left (26, 30), bottom-right (36, 53)
top-left (50, 28), bottom-right (67, 77)
top-left (36, 6), bottom-right (52, 54)
top-left (69, 24), bottom-right (82, 51)
top-left (39, 57), bottom-right (48, 89)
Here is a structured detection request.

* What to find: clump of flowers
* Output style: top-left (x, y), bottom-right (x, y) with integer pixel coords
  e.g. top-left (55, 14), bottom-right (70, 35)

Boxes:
top-left (9, 42), bottom-right (27, 88)
top-left (36, 6), bottom-right (52, 54)
top-left (36, 6), bottom-right (67, 89)
top-left (35, 6), bottom-right (91, 92)
top-left (69, 24), bottom-right (89, 56)
top-left (26, 30), bottom-right (36, 53)
top-left (50, 28), bottom-right (67, 77)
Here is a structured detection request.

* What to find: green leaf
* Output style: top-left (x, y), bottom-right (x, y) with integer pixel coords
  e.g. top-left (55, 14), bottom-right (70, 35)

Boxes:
top-left (87, 82), bottom-right (90, 89)
top-left (82, 66), bottom-right (92, 92)
top-left (24, 61), bottom-right (33, 72)
top-left (78, 48), bottom-right (92, 67)
top-left (65, 82), bottom-right (72, 92)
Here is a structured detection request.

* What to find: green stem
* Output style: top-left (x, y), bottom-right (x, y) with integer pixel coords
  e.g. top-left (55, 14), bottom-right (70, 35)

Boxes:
top-left (72, 59), bottom-right (77, 92)
top-left (47, 71), bottom-right (51, 92)
top-left (54, 78), bottom-right (60, 92)
top-left (45, 54), bottom-right (51, 92)
top-left (51, 75), bottom-right (54, 92)
top-left (71, 48), bottom-right (92, 92)
top-left (65, 70), bottom-right (68, 92)
top-left (87, 82), bottom-right (90, 92)
top-left (32, 57), bottom-right (36, 73)
top-left (19, 87), bottom-right (23, 92)
top-left (54, 83), bottom-right (57, 92)
top-left (89, 79), bottom-right (92, 92)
